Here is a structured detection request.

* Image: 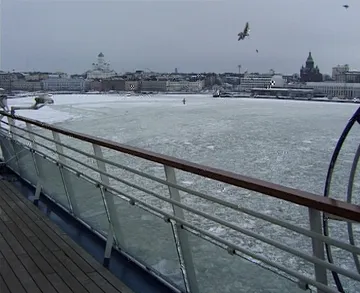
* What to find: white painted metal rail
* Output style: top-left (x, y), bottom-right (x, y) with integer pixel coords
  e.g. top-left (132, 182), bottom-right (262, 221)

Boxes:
top-left (0, 112), bottom-right (359, 293)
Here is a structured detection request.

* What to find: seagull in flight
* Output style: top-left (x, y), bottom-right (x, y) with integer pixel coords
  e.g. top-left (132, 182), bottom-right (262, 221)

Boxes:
top-left (343, 4), bottom-right (349, 9)
top-left (238, 22), bottom-right (250, 41)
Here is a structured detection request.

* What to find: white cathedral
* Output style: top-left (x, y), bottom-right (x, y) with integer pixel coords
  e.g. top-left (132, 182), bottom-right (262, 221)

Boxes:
top-left (85, 52), bottom-right (117, 80)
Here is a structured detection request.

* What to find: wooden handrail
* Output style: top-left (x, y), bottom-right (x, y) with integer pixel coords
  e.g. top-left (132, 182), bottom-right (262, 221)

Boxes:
top-left (2, 111), bottom-right (360, 222)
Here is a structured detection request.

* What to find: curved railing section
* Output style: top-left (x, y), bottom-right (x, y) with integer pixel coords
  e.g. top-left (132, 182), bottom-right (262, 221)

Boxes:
top-left (323, 107), bottom-right (360, 292)
top-left (0, 111), bottom-right (359, 293)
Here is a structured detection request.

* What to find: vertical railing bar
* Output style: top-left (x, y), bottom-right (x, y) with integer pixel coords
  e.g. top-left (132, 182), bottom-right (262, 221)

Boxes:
top-left (103, 221), bottom-right (114, 268)
top-left (0, 116), bottom-right (6, 165)
top-left (309, 208), bottom-right (328, 293)
top-left (58, 164), bottom-right (74, 212)
top-left (7, 116), bottom-right (21, 173)
top-left (25, 123), bottom-right (40, 174)
top-left (164, 165), bottom-right (199, 293)
top-left (26, 122), bottom-right (43, 205)
top-left (7, 116), bottom-right (15, 139)
top-left (99, 186), bottom-right (114, 230)
top-left (99, 185), bottom-right (117, 267)
top-left (169, 219), bottom-right (191, 293)
top-left (52, 131), bottom-right (80, 215)
top-left (92, 144), bottom-right (125, 255)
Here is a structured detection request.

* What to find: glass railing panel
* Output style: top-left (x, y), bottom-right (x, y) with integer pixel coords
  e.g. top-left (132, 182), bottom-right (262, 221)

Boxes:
top-left (108, 190), bottom-right (185, 291)
top-left (33, 153), bottom-right (69, 209)
top-left (0, 136), bottom-right (19, 173)
top-left (0, 136), bottom-right (10, 160)
top-left (12, 143), bottom-right (38, 184)
top-left (184, 230), bottom-right (306, 293)
top-left (61, 168), bottom-right (109, 236)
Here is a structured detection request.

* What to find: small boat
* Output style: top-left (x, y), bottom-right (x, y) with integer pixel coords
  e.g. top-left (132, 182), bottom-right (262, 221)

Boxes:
top-left (213, 90), bottom-right (220, 97)
top-left (213, 90), bottom-right (233, 98)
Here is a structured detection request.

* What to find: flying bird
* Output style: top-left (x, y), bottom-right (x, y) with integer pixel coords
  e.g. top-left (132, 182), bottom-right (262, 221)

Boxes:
top-left (238, 22), bottom-right (250, 41)
top-left (343, 4), bottom-right (349, 9)
top-left (256, 49), bottom-right (259, 53)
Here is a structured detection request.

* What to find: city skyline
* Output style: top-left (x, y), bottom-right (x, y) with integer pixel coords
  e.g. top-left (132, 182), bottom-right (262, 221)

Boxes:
top-left (1, 0), bottom-right (360, 74)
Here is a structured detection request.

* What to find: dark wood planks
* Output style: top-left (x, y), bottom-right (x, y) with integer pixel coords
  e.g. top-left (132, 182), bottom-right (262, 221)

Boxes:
top-left (0, 179), bottom-right (134, 293)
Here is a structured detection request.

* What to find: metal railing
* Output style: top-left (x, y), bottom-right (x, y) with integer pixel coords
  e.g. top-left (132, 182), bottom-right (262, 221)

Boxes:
top-left (0, 111), bottom-right (359, 293)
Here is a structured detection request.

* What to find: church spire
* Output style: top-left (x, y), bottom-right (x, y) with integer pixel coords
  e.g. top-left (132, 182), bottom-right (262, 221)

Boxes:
top-left (306, 52), bottom-right (313, 63)
top-left (300, 51), bottom-right (322, 82)
top-left (306, 51), bottom-right (314, 69)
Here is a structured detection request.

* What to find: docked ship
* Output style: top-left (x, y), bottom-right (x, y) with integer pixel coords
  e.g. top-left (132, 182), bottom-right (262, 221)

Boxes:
top-left (212, 89), bottom-right (232, 98)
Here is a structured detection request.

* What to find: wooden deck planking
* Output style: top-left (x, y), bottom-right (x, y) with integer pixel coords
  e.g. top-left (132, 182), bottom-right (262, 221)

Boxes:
top-left (0, 179), bottom-right (134, 293)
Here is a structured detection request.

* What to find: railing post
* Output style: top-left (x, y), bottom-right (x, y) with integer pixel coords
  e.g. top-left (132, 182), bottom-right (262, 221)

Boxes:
top-left (26, 122), bottom-right (43, 205)
top-left (92, 144), bottom-right (125, 253)
top-left (52, 131), bottom-right (80, 215)
top-left (6, 116), bottom-right (20, 172)
top-left (7, 116), bottom-right (15, 139)
top-left (308, 208), bottom-right (328, 293)
top-left (164, 165), bottom-right (199, 293)
top-left (103, 220), bottom-right (114, 268)
top-left (98, 184), bottom-right (118, 267)
top-left (0, 118), bottom-right (17, 168)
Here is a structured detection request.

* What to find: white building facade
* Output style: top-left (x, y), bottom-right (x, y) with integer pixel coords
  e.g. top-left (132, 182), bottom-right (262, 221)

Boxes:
top-left (240, 74), bottom-right (285, 90)
top-left (167, 80), bottom-right (204, 92)
top-left (42, 78), bottom-right (87, 92)
top-left (86, 52), bottom-right (117, 80)
top-left (306, 82), bottom-right (360, 99)
top-left (332, 65), bottom-right (360, 83)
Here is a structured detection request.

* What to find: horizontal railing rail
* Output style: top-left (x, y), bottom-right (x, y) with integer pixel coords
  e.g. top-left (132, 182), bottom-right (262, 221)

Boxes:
top-left (1, 111), bottom-right (360, 222)
top-left (3, 120), bottom-right (360, 257)
top-left (1, 111), bottom-right (360, 293)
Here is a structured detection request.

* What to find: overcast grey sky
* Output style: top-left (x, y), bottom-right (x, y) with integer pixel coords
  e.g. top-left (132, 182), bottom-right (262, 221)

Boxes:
top-left (1, 0), bottom-right (359, 74)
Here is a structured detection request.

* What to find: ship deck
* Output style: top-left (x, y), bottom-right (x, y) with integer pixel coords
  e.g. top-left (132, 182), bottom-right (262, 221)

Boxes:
top-left (0, 179), bottom-right (134, 293)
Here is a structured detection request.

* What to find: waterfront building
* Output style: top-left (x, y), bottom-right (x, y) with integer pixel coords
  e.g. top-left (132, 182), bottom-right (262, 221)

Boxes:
top-left (332, 64), bottom-right (360, 83)
top-left (240, 74), bottom-right (285, 90)
top-left (306, 82), bottom-right (360, 99)
top-left (85, 52), bottom-right (117, 80)
top-left (42, 77), bottom-right (87, 92)
top-left (300, 52), bottom-right (323, 82)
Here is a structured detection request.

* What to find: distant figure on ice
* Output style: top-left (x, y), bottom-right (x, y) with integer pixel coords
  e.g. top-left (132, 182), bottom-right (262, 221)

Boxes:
top-left (182, 98), bottom-right (186, 105)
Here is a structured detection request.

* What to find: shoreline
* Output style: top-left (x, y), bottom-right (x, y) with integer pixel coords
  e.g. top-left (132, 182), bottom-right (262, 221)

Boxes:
top-left (214, 95), bottom-right (360, 104)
